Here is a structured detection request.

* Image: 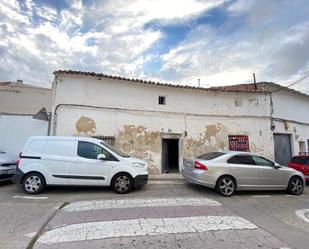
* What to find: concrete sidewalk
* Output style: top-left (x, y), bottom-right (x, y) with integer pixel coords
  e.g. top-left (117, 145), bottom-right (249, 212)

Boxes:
top-left (148, 173), bottom-right (184, 180)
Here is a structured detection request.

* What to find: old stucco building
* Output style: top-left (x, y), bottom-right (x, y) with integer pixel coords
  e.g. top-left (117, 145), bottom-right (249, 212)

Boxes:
top-left (0, 80), bottom-right (51, 156)
top-left (50, 70), bottom-right (309, 174)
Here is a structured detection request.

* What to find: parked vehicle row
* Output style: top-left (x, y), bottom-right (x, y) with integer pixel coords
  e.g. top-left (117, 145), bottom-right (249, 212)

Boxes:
top-left (288, 155), bottom-right (309, 182)
top-left (182, 151), bottom-right (305, 196)
top-left (3, 136), bottom-right (307, 197)
top-left (12, 136), bottom-right (148, 194)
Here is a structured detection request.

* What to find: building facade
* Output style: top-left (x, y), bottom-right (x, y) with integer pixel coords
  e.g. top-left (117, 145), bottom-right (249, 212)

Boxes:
top-left (52, 70), bottom-right (309, 174)
top-left (0, 80), bottom-right (51, 156)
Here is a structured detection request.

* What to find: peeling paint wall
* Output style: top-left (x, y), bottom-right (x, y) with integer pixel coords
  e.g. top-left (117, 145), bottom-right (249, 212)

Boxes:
top-left (76, 116), bottom-right (97, 135)
top-left (116, 125), bottom-right (161, 174)
top-left (51, 75), bottom-right (279, 174)
top-left (55, 106), bottom-right (273, 173)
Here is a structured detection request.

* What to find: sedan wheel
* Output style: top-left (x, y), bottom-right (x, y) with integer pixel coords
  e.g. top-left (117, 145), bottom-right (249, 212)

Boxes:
top-left (216, 176), bottom-right (235, 197)
top-left (288, 176), bottom-right (304, 195)
top-left (112, 174), bottom-right (133, 194)
top-left (22, 173), bottom-right (45, 194)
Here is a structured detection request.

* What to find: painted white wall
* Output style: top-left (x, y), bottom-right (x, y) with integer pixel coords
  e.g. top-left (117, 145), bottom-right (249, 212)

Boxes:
top-left (0, 83), bottom-right (51, 114)
top-left (272, 89), bottom-right (309, 124)
top-left (52, 75), bottom-right (270, 117)
top-left (271, 89), bottom-right (309, 155)
top-left (0, 115), bottom-right (48, 157)
top-left (51, 75), bottom-right (275, 173)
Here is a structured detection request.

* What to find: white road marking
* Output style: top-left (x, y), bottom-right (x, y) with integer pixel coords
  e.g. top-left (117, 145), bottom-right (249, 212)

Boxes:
top-left (251, 195), bottom-right (271, 198)
top-left (62, 197), bottom-right (222, 212)
top-left (13, 196), bottom-right (48, 200)
top-left (295, 209), bottom-right (309, 223)
top-left (37, 216), bottom-right (257, 244)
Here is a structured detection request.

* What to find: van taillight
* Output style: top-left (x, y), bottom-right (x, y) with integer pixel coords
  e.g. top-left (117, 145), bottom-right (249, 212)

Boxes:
top-left (194, 161), bottom-right (208, 170)
top-left (16, 152), bottom-right (22, 168)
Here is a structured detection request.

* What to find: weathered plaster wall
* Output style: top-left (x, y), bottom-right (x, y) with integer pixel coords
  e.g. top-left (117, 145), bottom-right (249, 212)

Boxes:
top-left (55, 106), bottom-right (273, 174)
top-left (51, 75), bottom-right (282, 173)
top-left (52, 75), bottom-right (270, 117)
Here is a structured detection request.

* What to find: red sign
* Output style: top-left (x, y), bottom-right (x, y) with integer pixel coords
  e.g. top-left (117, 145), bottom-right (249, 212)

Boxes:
top-left (229, 135), bottom-right (249, 151)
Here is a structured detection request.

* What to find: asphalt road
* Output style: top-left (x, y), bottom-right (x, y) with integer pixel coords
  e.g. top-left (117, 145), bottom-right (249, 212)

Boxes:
top-left (0, 179), bottom-right (309, 249)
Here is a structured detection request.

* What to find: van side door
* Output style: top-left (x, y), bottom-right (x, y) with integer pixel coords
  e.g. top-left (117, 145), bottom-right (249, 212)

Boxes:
top-left (42, 140), bottom-right (76, 185)
top-left (68, 141), bottom-right (118, 186)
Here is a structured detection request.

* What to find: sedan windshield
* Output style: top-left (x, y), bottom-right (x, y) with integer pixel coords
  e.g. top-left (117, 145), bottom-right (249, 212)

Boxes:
top-left (196, 152), bottom-right (226, 160)
top-left (100, 142), bottom-right (130, 158)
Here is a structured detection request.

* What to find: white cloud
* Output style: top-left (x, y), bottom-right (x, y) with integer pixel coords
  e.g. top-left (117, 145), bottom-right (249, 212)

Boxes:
top-left (0, 0), bottom-right (308, 94)
top-left (159, 1), bottom-right (309, 93)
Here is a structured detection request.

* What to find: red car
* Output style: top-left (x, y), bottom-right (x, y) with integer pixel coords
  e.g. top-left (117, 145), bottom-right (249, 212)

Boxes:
top-left (288, 155), bottom-right (309, 182)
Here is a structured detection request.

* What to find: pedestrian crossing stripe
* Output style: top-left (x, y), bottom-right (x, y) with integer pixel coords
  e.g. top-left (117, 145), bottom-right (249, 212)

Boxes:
top-left (62, 197), bottom-right (222, 212)
top-left (37, 215), bottom-right (257, 244)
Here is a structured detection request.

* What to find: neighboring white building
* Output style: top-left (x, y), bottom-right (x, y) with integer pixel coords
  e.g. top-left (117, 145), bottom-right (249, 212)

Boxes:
top-left (266, 83), bottom-right (309, 164)
top-left (0, 80), bottom-right (51, 157)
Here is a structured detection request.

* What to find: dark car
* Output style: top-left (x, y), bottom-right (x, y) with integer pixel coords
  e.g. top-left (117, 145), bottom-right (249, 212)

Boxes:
top-left (288, 155), bottom-right (309, 182)
top-left (0, 150), bottom-right (17, 181)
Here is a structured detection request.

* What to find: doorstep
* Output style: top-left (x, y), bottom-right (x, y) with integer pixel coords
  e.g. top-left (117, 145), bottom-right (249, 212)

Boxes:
top-left (149, 173), bottom-right (184, 181)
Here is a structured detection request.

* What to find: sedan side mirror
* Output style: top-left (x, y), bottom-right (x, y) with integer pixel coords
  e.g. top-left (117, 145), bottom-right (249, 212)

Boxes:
top-left (274, 163), bottom-right (281, 168)
top-left (97, 154), bottom-right (106, 160)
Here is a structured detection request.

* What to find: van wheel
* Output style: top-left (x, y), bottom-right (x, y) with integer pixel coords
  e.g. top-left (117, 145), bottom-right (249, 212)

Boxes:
top-left (216, 176), bottom-right (236, 197)
top-left (287, 176), bottom-right (304, 195)
top-left (111, 173), bottom-right (133, 194)
top-left (22, 173), bottom-right (46, 195)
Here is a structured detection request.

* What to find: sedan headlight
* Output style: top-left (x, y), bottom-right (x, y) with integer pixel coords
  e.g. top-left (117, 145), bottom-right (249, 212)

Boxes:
top-left (133, 162), bottom-right (147, 168)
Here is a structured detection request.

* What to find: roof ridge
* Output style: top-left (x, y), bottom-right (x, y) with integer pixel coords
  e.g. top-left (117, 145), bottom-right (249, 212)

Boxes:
top-left (53, 70), bottom-right (266, 93)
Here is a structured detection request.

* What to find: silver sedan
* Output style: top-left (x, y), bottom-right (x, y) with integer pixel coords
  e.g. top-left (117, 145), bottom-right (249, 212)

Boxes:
top-left (182, 151), bottom-right (305, 196)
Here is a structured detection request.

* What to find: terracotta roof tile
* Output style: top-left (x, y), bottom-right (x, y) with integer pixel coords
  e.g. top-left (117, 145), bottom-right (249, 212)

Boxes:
top-left (53, 70), bottom-right (265, 93)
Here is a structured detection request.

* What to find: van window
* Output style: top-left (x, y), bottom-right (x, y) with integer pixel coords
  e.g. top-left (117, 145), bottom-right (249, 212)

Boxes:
top-left (78, 141), bottom-right (118, 161)
top-left (44, 140), bottom-right (75, 157)
top-left (25, 140), bottom-right (47, 154)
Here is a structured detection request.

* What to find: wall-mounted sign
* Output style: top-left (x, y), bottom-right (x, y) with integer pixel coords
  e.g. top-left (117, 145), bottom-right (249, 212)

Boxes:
top-left (229, 135), bottom-right (249, 151)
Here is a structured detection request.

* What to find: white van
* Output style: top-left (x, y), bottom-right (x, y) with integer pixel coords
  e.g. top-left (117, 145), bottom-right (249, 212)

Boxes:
top-left (12, 136), bottom-right (148, 194)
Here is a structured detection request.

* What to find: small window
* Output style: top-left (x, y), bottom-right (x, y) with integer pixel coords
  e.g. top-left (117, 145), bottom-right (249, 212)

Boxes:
top-left (252, 156), bottom-right (274, 167)
top-left (197, 152), bottom-right (226, 160)
top-left (228, 155), bottom-right (255, 165)
top-left (158, 96), bottom-right (166, 105)
top-left (77, 141), bottom-right (117, 161)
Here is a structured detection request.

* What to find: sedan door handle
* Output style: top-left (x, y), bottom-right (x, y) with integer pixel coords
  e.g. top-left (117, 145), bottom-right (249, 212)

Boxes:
top-left (260, 169), bottom-right (264, 172)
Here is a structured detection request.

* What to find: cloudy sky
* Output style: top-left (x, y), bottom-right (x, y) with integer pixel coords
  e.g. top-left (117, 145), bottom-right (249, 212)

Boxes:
top-left (0, 0), bottom-right (309, 93)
